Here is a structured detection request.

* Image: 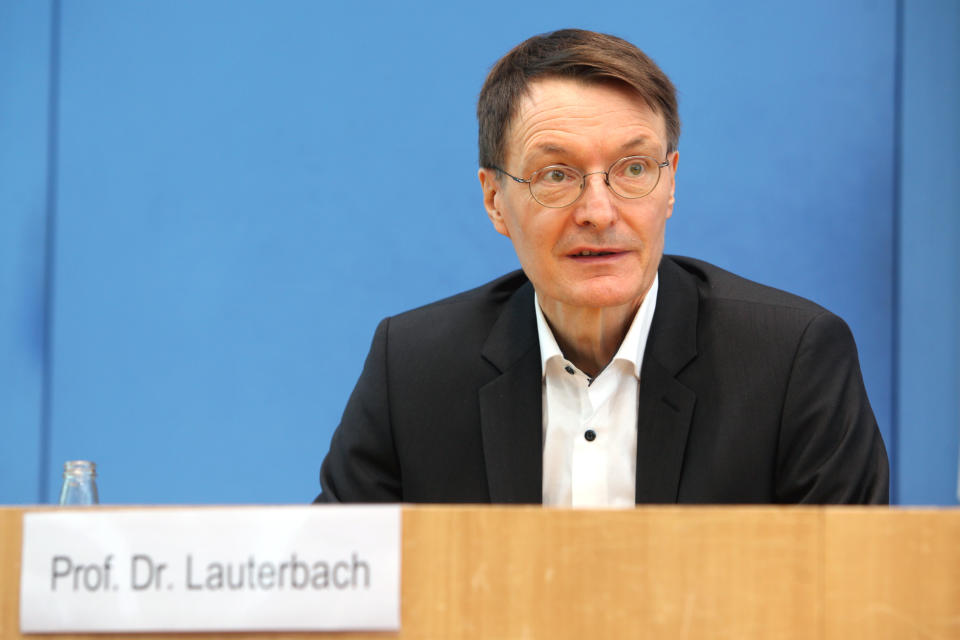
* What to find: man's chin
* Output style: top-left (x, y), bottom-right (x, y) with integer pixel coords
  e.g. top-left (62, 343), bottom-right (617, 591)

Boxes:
top-left (551, 285), bottom-right (650, 313)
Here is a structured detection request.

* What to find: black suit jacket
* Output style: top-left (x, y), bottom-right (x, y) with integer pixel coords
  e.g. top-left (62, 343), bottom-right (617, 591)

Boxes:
top-left (316, 256), bottom-right (889, 504)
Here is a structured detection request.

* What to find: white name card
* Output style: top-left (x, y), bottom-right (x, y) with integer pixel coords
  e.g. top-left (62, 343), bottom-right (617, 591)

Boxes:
top-left (20, 505), bottom-right (400, 633)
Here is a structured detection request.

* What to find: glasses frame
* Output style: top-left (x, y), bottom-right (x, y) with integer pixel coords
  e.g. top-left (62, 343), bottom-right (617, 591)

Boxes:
top-left (492, 155), bottom-right (671, 208)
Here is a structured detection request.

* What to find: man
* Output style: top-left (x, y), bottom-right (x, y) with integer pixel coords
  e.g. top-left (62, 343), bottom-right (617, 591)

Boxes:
top-left (315, 29), bottom-right (888, 505)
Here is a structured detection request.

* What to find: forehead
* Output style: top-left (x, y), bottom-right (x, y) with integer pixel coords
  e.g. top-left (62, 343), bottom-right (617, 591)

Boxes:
top-left (505, 77), bottom-right (667, 168)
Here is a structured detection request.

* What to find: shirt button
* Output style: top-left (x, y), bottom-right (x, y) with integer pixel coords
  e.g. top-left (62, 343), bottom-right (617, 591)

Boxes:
top-left (584, 429), bottom-right (597, 442)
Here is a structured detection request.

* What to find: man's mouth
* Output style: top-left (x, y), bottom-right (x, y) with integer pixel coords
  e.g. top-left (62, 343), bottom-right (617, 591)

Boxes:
top-left (572, 249), bottom-right (619, 257)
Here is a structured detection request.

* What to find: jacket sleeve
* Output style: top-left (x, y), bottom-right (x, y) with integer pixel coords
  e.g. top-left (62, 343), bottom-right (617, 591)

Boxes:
top-left (314, 318), bottom-right (403, 503)
top-left (775, 311), bottom-right (890, 504)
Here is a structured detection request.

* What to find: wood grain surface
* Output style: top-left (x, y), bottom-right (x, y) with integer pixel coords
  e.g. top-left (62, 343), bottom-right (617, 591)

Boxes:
top-left (1, 506), bottom-right (957, 639)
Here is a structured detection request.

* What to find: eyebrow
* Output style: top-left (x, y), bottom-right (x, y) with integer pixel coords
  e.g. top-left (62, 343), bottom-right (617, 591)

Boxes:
top-left (530, 143), bottom-right (568, 157)
top-left (517, 143), bottom-right (570, 172)
top-left (528, 138), bottom-right (661, 162)
top-left (618, 137), bottom-right (658, 154)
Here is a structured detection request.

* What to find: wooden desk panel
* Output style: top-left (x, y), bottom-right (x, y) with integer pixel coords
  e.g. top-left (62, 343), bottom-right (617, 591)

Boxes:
top-left (1, 506), bottom-right (957, 639)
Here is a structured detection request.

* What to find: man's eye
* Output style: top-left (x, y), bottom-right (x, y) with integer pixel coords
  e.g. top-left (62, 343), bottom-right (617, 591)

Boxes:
top-left (625, 162), bottom-right (646, 177)
top-left (545, 168), bottom-right (569, 183)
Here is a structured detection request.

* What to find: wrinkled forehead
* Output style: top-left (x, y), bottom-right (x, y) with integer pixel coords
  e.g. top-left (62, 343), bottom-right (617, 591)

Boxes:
top-left (504, 77), bottom-right (669, 166)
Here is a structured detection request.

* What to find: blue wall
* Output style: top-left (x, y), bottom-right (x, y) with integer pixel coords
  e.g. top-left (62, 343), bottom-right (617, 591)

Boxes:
top-left (897, 1), bottom-right (960, 505)
top-left (0, 1), bottom-right (52, 505)
top-left (1, 0), bottom-right (956, 505)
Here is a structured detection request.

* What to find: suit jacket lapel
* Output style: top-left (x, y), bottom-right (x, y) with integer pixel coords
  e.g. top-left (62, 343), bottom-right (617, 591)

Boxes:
top-left (635, 257), bottom-right (699, 503)
top-left (478, 280), bottom-right (543, 503)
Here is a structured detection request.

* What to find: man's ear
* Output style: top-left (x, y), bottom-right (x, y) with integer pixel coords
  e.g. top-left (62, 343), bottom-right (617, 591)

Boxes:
top-left (666, 150), bottom-right (679, 216)
top-left (478, 168), bottom-right (511, 238)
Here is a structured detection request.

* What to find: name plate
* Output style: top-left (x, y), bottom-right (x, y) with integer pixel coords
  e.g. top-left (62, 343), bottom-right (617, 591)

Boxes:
top-left (20, 505), bottom-right (400, 633)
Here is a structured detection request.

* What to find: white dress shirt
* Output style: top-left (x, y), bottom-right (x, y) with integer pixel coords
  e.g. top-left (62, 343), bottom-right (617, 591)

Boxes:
top-left (536, 276), bottom-right (659, 507)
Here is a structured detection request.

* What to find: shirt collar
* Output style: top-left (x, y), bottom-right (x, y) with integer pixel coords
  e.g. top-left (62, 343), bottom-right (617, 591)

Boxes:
top-left (534, 274), bottom-right (659, 380)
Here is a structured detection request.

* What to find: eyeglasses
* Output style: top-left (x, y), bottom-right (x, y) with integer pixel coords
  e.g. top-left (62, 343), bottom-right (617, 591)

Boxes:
top-left (493, 155), bottom-right (671, 208)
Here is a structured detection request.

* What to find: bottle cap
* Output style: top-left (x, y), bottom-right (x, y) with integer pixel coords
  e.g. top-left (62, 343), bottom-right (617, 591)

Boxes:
top-left (63, 460), bottom-right (96, 477)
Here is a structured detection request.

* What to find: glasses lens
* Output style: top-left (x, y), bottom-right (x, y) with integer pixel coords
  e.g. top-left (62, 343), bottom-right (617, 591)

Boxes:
top-left (609, 156), bottom-right (660, 198)
top-left (530, 166), bottom-right (582, 207)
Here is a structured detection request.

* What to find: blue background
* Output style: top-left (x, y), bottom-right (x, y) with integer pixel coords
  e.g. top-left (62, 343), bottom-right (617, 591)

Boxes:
top-left (1, 0), bottom-right (957, 505)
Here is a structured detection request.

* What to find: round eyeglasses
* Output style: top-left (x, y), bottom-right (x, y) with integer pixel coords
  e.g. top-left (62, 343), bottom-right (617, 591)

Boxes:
top-left (492, 155), bottom-right (670, 208)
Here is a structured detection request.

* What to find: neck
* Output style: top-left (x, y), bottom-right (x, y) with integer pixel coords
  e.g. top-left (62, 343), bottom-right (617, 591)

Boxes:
top-left (539, 298), bottom-right (644, 378)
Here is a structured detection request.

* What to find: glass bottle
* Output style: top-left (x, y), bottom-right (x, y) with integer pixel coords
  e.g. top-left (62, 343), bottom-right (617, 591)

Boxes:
top-left (58, 460), bottom-right (99, 505)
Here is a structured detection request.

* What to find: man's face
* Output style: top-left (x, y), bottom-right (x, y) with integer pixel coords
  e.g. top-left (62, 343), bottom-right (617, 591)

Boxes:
top-left (479, 77), bottom-right (678, 316)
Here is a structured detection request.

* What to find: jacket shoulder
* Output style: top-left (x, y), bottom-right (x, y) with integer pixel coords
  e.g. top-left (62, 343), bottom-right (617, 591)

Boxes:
top-left (665, 255), bottom-right (827, 315)
top-left (376, 270), bottom-right (533, 368)
top-left (389, 270), bottom-right (529, 329)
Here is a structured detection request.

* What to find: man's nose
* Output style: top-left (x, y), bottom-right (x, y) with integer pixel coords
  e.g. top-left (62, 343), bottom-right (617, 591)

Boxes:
top-left (572, 171), bottom-right (618, 229)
